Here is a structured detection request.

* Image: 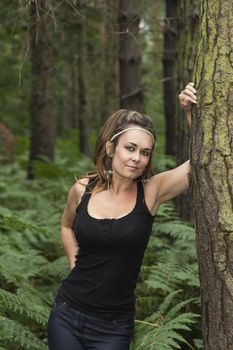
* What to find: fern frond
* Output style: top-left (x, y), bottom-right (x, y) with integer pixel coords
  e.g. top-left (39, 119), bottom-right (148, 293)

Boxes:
top-left (0, 209), bottom-right (53, 236)
top-left (155, 221), bottom-right (195, 241)
top-left (145, 263), bottom-right (178, 293)
top-left (153, 290), bottom-right (183, 319)
top-left (0, 250), bottom-right (47, 286)
top-left (40, 256), bottom-right (69, 280)
top-left (145, 262), bottom-right (199, 293)
top-left (133, 292), bottom-right (199, 350)
top-left (0, 316), bottom-right (47, 350)
top-left (153, 202), bottom-right (177, 221)
top-left (0, 288), bottom-right (49, 325)
top-left (165, 298), bottom-right (198, 321)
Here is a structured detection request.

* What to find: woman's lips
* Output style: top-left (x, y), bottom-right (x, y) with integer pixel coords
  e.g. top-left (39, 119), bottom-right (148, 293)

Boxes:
top-left (126, 165), bottom-right (139, 170)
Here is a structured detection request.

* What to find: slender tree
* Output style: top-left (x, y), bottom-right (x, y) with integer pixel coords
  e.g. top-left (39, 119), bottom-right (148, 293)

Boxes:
top-left (175, 0), bottom-right (199, 220)
top-left (191, 0), bottom-right (233, 348)
top-left (118, 0), bottom-right (143, 112)
top-left (27, 0), bottom-right (55, 179)
top-left (77, 2), bottom-right (91, 156)
top-left (99, 0), bottom-right (119, 122)
top-left (61, 61), bottom-right (76, 131)
top-left (163, 0), bottom-right (179, 156)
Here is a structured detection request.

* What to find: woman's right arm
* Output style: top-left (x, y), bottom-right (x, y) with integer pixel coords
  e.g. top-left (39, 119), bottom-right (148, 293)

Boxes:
top-left (61, 182), bottom-right (85, 270)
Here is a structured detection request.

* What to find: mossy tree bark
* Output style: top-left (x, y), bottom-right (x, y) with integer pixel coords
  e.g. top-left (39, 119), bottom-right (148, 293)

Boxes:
top-left (118, 0), bottom-right (143, 112)
top-left (175, 0), bottom-right (199, 221)
top-left (163, 0), bottom-right (179, 156)
top-left (27, 0), bottom-right (55, 179)
top-left (191, 0), bottom-right (233, 348)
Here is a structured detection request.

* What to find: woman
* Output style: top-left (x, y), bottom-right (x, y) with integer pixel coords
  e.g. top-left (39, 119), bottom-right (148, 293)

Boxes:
top-left (47, 83), bottom-right (197, 350)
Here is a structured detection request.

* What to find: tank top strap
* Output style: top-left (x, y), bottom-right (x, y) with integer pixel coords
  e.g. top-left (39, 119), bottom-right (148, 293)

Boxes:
top-left (83, 176), bottom-right (99, 195)
top-left (75, 178), bottom-right (94, 213)
top-left (134, 180), bottom-right (144, 210)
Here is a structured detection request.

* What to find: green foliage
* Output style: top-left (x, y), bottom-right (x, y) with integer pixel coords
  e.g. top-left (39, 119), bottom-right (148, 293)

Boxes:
top-left (0, 142), bottom-right (97, 348)
top-left (133, 291), bottom-right (199, 350)
top-left (0, 287), bottom-right (49, 326)
top-left (0, 209), bottom-right (54, 348)
top-left (133, 202), bottom-right (201, 349)
top-left (0, 316), bottom-right (47, 350)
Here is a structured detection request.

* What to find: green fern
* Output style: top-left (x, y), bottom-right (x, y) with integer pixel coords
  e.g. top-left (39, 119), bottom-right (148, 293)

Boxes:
top-left (0, 208), bottom-right (62, 259)
top-left (0, 288), bottom-right (49, 326)
top-left (145, 262), bottom-right (199, 293)
top-left (132, 291), bottom-right (199, 350)
top-left (0, 250), bottom-right (47, 286)
top-left (135, 203), bottom-right (201, 346)
top-left (40, 256), bottom-right (69, 280)
top-left (155, 220), bottom-right (195, 241)
top-left (0, 209), bottom-right (53, 236)
top-left (0, 316), bottom-right (47, 350)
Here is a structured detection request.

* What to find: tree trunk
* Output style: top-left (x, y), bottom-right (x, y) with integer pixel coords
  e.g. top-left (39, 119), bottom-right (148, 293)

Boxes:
top-left (175, 0), bottom-right (199, 221)
top-left (191, 0), bottom-right (233, 348)
top-left (163, 0), bottom-right (179, 156)
top-left (71, 54), bottom-right (79, 130)
top-left (27, 0), bottom-right (55, 179)
top-left (99, 0), bottom-right (119, 122)
top-left (77, 4), bottom-right (91, 156)
top-left (118, 0), bottom-right (143, 112)
top-left (62, 61), bottom-right (75, 131)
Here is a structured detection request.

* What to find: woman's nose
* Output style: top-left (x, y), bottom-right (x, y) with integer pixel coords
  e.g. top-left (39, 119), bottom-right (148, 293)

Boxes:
top-left (131, 151), bottom-right (140, 162)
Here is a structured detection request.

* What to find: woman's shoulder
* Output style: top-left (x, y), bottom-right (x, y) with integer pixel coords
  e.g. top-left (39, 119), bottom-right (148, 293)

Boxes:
top-left (72, 177), bottom-right (89, 194)
top-left (68, 177), bottom-right (90, 204)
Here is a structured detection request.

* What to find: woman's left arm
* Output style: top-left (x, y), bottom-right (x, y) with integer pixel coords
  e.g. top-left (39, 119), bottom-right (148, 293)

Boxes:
top-left (150, 160), bottom-right (190, 206)
top-left (148, 82), bottom-right (197, 207)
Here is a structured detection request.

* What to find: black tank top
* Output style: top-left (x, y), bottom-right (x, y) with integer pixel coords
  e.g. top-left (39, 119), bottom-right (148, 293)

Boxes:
top-left (58, 181), bottom-right (154, 320)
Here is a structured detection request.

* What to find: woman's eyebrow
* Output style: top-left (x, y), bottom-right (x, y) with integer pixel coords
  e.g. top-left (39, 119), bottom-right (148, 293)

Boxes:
top-left (127, 142), bottom-right (137, 146)
top-left (127, 142), bottom-right (152, 150)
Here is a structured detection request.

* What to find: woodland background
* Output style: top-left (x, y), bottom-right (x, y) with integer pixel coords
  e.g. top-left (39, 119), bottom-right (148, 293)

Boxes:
top-left (0, 0), bottom-right (205, 349)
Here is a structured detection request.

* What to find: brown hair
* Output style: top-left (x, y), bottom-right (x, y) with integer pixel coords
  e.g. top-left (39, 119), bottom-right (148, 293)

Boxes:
top-left (87, 109), bottom-right (156, 191)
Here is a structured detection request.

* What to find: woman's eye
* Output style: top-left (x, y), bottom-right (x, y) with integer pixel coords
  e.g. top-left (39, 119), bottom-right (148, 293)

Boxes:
top-left (126, 146), bottom-right (134, 152)
top-left (141, 150), bottom-right (150, 157)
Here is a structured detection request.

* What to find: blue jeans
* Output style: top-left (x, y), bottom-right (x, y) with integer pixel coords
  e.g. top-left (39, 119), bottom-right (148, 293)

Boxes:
top-left (47, 296), bottom-right (134, 350)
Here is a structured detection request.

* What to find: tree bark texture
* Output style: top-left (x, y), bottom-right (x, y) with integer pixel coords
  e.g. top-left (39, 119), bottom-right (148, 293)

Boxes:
top-left (118, 0), bottom-right (143, 112)
top-left (175, 0), bottom-right (199, 221)
top-left (99, 0), bottom-right (119, 122)
top-left (191, 1), bottom-right (233, 348)
top-left (62, 61), bottom-right (76, 130)
top-left (163, 0), bottom-right (179, 156)
top-left (28, 0), bottom-right (55, 179)
top-left (77, 4), bottom-right (91, 156)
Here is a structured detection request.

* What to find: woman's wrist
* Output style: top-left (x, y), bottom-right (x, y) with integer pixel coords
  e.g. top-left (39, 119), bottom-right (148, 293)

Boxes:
top-left (185, 111), bottom-right (192, 129)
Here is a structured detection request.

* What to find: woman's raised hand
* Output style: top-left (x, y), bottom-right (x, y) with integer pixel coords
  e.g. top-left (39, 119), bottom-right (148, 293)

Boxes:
top-left (179, 82), bottom-right (197, 113)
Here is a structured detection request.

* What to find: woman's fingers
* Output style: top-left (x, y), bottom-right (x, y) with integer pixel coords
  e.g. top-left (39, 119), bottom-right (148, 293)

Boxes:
top-left (184, 83), bottom-right (197, 102)
top-left (180, 91), bottom-right (197, 104)
top-left (179, 82), bottom-right (197, 107)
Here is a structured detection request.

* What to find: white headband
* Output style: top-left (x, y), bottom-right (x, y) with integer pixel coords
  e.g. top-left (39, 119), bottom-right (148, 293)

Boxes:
top-left (110, 127), bottom-right (155, 143)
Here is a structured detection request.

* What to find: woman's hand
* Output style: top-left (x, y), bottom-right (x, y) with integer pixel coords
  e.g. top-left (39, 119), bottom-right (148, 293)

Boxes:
top-left (179, 82), bottom-right (197, 128)
top-left (179, 82), bottom-right (197, 113)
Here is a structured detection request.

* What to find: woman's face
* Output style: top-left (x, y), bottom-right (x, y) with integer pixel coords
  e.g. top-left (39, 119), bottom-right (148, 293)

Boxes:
top-left (110, 129), bottom-right (154, 181)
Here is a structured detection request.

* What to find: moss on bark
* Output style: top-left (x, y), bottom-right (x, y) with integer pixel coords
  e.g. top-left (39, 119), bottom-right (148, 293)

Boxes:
top-left (191, 0), bottom-right (233, 348)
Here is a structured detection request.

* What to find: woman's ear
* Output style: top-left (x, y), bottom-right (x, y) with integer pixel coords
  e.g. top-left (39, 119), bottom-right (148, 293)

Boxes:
top-left (106, 141), bottom-right (114, 157)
